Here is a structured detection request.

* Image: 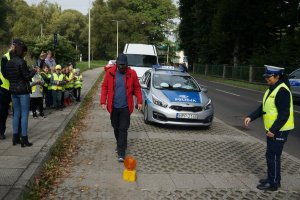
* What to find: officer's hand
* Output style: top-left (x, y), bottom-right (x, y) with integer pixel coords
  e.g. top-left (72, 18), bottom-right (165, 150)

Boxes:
top-left (244, 117), bottom-right (251, 126)
top-left (266, 131), bottom-right (275, 138)
top-left (101, 104), bottom-right (106, 110)
top-left (137, 104), bottom-right (142, 111)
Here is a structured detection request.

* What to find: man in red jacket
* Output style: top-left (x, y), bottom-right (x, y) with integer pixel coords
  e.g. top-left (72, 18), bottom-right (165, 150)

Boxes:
top-left (100, 53), bottom-right (142, 162)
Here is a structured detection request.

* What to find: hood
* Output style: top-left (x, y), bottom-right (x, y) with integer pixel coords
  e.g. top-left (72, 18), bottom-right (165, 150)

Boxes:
top-left (130, 66), bottom-right (152, 78)
top-left (161, 90), bottom-right (202, 103)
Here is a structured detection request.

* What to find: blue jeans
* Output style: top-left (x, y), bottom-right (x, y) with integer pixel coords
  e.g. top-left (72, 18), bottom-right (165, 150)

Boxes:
top-left (11, 94), bottom-right (30, 136)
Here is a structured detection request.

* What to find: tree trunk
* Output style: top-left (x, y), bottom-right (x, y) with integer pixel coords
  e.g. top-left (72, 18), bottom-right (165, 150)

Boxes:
top-left (233, 37), bottom-right (239, 68)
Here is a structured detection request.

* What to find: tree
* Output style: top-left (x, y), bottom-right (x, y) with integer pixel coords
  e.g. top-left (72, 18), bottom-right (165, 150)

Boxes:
top-left (0, 0), bottom-right (11, 45)
top-left (91, 0), bottom-right (177, 59)
top-left (52, 10), bottom-right (87, 50)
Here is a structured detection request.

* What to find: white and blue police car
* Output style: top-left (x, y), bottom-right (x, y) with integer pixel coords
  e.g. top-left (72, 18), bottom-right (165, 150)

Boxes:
top-left (140, 66), bottom-right (214, 127)
top-left (289, 68), bottom-right (300, 101)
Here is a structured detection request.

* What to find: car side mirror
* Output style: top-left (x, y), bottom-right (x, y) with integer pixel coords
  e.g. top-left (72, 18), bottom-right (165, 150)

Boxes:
top-left (201, 87), bottom-right (208, 93)
top-left (140, 83), bottom-right (148, 89)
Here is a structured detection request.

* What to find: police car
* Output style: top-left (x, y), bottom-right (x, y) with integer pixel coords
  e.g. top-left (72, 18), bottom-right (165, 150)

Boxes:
top-left (140, 66), bottom-right (214, 127)
top-left (289, 68), bottom-right (300, 101)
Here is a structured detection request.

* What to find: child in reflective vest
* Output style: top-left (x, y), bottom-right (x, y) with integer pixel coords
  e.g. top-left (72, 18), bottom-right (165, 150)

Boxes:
top-left (74, 68), bottom-right (83, 102)
top-left (30, 67), bottom-right (45, 118)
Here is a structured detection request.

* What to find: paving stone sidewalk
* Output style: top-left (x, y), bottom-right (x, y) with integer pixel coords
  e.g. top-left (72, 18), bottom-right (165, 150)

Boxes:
top-left (46, 82), bottom-right (300, 200)
top-left (0, 67), bottom-right (102, 200)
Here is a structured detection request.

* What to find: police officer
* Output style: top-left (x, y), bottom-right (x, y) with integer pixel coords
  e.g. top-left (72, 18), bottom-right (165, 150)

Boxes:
top-left (244, 65), bottom-right (294, 191)
top-left (0, 39), bottom-right (23, 140)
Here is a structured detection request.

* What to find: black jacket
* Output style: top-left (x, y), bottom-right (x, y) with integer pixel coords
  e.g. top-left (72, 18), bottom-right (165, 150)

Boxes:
top-left (4, 55), bottom-right (36, 95)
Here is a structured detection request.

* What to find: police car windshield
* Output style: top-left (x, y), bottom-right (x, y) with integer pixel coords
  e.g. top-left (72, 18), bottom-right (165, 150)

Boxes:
top-left (126, 54), bottom-right (157, 67)
top-left (153, 74), bottom-right (200, 91)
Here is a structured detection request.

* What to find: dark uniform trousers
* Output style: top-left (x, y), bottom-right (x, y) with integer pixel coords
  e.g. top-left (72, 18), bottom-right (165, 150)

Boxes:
top-left (111, 107), bottom-right (130, 157)
top-left (0, 88), bottom-right (11, 136)
top-left (266, 130), bottom-right (289, 186)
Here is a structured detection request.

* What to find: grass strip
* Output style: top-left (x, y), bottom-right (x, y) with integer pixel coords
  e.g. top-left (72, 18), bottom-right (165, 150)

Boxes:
top-left (191, 73), bottom-right (268, 92)
top-left (24, 70), bottom-right (104, 200)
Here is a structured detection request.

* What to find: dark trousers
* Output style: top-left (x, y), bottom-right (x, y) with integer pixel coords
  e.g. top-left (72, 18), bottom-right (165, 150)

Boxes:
top-left (74, 88), bottom-right (81, 101)
top-left (0, 88), bottom-right (11, 135)
top-left (45, 88), bottom-right (52, 107)
top-left (111, 107), bottom-right (130, 157)
top-left (31, 97), bottom-right (43, 114)
top-left (52, 90), bottom-right (62, 108)
top-left (266, 130), bottom-right (289, 186)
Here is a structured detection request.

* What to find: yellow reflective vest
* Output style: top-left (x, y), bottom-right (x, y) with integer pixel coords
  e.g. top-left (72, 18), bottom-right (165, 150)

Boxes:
top-left (52, 73), bottom-right (64, 91)
top-left (31, 74), bottom-right (43, 93)
top-left (262, 83), bottom-right (294, 131)
top-left (47, 74), bottom-right (52, 90)
top-left (0, 52), bottom-right (10, 90)
top-left (74, 74), bottom-right (82, 89)
top-left (65, 72), bottom-right (74, 89)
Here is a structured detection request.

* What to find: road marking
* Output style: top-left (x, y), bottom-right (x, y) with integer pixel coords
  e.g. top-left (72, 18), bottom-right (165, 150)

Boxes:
top-left (216, 89), bottom-right (240, 97)
top-left (295, 110), bottom-right (300, 114)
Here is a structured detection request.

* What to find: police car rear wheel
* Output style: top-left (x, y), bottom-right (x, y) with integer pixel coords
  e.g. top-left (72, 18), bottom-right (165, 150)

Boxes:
top-left (144, 104), bottom-right (150, 124)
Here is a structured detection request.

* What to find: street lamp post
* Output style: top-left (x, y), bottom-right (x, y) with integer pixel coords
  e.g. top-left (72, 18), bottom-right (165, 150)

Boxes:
top-left (88, 0), bottom-right (91, 69)
top-left (111, 20), bottom-right (124, 58)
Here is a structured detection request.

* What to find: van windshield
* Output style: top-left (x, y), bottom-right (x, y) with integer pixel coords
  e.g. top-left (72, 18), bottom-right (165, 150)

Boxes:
top-left (126, 54), bottom-right (157, 67)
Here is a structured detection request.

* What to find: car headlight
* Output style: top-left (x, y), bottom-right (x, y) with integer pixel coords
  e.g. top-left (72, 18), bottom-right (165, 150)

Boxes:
top-left (203, 99), bottom-right (213, 110)
top-left (152, 94), bottom-right (168, 108)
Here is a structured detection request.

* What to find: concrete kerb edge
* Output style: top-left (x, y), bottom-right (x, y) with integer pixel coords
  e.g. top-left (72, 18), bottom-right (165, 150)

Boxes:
top-left (214, 117), bottom-right (300, 164)
top-left (5, 68), bottom-right (103, 200)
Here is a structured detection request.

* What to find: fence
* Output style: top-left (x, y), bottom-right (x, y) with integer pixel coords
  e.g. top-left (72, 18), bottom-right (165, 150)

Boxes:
top-left (193, 64), bottom-right (297, 84)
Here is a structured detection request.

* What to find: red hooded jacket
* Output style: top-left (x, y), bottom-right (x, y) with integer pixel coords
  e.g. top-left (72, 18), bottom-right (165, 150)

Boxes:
top-left (100, 66), bottom-right (142, 114)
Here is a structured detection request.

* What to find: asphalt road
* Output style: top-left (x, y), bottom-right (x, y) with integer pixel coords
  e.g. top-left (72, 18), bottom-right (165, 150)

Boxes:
top-left (196, 78), bottom-right (300, 159)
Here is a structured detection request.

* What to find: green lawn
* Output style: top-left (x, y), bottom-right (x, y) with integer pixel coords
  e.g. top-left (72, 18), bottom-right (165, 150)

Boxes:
top-left (191, 73), bottom-right (268, 92)
top-left (76, 60), bottom-right (107, 72)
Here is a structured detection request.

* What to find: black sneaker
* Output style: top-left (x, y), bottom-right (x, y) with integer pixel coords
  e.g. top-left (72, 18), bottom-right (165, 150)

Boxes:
top-left (33, 112), bottom-right (38, 119)
top-left (40, 113), bottom-right (46, 118)
top-left (118, 156), bottom-right (124, 162)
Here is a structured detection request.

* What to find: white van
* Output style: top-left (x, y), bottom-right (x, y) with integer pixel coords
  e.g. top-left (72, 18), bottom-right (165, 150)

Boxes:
top-left (123, 43), bottom-right (159, 78)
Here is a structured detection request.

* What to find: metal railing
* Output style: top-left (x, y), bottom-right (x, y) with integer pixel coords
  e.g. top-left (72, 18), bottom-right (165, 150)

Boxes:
top-left (193, 64), bottom-right (297, 84)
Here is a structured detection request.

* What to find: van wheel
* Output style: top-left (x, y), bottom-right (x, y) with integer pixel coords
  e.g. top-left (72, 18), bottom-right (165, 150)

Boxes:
top-left (144, 104), bottom-right (150, 124)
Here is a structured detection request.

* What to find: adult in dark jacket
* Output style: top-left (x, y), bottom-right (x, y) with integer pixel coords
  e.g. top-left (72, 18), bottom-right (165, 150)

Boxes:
top-left (244, 65), bottom-right (294, 191)
top-left (100, 53), bottom-right (142, 162)
top-left (5, 42), bottom-right (37, 147)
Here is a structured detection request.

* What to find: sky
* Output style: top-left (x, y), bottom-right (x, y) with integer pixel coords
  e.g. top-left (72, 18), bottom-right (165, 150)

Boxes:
top-left (25, 0), bottom-right (178, 15)
top-left (25, 0), bottom-right (93, 15)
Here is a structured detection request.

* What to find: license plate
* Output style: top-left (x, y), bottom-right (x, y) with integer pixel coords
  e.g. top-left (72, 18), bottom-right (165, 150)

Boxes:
top-left (176, 113), bottom-right (198, 119)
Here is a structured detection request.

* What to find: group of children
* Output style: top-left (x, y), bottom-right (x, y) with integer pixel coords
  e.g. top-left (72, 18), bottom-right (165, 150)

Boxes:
top-left (30, 62), bottom-right (83, 118)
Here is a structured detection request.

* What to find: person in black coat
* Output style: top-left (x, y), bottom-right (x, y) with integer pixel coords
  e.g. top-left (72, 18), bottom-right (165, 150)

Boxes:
top-left (4, 41), bottom-right (37, 147)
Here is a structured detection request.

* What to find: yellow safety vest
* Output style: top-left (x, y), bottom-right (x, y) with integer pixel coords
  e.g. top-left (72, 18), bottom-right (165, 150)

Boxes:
top-left (52, 73), bottom-right (64, 91)
top-left (74, 74), bottom-right (82, 89)
top-left (31, 74), bottom-right (43, 93)
top-left (262, 83), bottom-right (294, 131)
top-left (0, 52), bottom-right (10, 90)
top-left (65, 72), bottom-right (74, 89)
top-left (47, 74), bottom-right (52, 90)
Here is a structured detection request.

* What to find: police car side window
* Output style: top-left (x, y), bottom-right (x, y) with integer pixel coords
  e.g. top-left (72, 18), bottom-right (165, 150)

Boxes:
top-left (292, 70), bottom-right (300, 78)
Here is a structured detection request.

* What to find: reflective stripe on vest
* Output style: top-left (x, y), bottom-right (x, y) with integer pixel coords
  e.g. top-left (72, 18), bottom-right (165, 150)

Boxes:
top-left (262, 83), bottom-right (294, 131)
top-left (31, 74), bottom-right (43, 93)
top-left (74, 75), bottom-right (82, 88)
top-left (52, 73), bottom-right (64, 90)
top-left (0, 52), bottom-right (10, 90)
